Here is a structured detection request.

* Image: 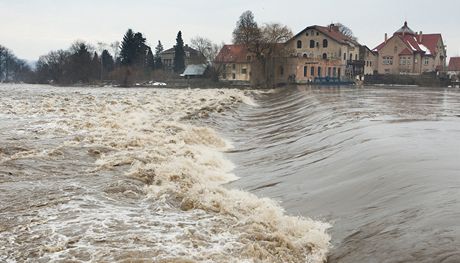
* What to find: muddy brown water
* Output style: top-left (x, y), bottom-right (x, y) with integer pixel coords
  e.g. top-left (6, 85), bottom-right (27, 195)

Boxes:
top-left (223, 85), bottom-right (460, 263)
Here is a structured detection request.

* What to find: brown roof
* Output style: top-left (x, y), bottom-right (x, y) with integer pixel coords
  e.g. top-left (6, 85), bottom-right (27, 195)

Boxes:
top-left (448, 57), bottom-right (460, 71)
top-left (214, 44), bottom-right (251, 63)
top-left (290, 25), bottom-right (359, 46)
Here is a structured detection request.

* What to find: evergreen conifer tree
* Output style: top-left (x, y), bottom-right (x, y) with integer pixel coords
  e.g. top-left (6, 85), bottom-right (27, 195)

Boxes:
top-left (154, 41), bottom-right (164, 69)
top-left (133, 32), bottom-right (148, 67)
top-left (101, 50), bottom-right (114, 73)
top-left (173, 31), bottom-right (185, 73)
top-left (120, 29), bottom-right (137, 66)
top-left (146, 47), bottom-right (155, 70)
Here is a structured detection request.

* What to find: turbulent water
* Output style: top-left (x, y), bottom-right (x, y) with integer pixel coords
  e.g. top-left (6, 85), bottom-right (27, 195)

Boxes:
top-left (0, 84), bottom-right (330, 263)
top-left (1, 84), bottom-right (460, 263)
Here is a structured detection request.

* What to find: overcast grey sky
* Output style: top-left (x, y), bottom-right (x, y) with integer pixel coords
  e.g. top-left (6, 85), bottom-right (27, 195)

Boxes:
top-left (1, 0), bottom-right (459, 61)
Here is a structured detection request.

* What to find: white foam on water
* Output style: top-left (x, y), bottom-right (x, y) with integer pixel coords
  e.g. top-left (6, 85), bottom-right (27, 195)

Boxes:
top-left (0, 85), bottom-right (331, 262)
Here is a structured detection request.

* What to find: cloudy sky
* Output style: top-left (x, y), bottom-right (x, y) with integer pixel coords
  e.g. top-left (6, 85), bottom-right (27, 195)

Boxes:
top-left (1, 0), bottom-right (460, 61)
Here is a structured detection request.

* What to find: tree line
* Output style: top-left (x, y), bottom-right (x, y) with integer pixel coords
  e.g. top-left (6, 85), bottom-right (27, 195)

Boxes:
top-left (0, 45), bottom-right (33, 83)
top-left (1, 29), bottom-right (204, 86)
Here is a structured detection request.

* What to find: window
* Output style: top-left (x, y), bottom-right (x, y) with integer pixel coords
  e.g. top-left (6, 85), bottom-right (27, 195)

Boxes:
top-left (370, 61), bottom-right (372, 67)
top-left (349, 53), bottom-right (353, 61)
top-left (355, 54), bottom-right (358, 60)
top-left (323, 39), bottom-right (328, 48)
top-left (424, 57), bottom-right (430, 65)
top-left (316, 42), bottom-right (319, 48)
top-left (297, 40), bottom-right (302, 49)
top-left (232, 64), bottom-right (236, 70)
top-left (400, 57), bottom-right (406, 65)
top-left (232, 73), bottom-right (236, 79)
top-left (333, 67), bottom-right (337, 77)
top-left (327, 67), bottom-right (331, 77)
top-left (247, 55), bottom-right (252, 61)
top-left (310, 40), bottom-right (315, 48)
top-left (383, 56), bottom-right (393, 65)
top-left (311, 66), bottom-right (315, 76)
top-left (304, 66), bottom-right (307, 77)
top-left (280, 66), bottom-right (284, 76)
top-left (344, 53), bottom-right (347, 60)
top-left (338, 68), bottom-right (341, 78)
top-left (318, 66), bottom-right (322, 77)
top-left (366, 61), bottom-right (369, 67)
top-left (306, 32), bottom-right (309, 36)
top-left (316, 32), bottom-right (319, 36)
top-left (322, 53), bottom-right (327, 59)
top-left (241, 68), bottom-right (247, 74)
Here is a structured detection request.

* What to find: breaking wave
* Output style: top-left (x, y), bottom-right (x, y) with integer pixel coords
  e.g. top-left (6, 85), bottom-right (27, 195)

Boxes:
top-left (0, 85), bottom-right (330, 263)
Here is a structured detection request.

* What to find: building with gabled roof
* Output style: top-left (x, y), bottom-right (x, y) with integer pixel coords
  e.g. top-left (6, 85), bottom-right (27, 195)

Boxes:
top-left (160, 44), bottom-right (206, 71)
top-left (447, 57), bottom-right (460, 80)
top-left (373, 21), bottom-right (447, 75)
top-left (282, 24), bottom-right (365, 84)
top-left (214, 44), bottom-right (253, 82)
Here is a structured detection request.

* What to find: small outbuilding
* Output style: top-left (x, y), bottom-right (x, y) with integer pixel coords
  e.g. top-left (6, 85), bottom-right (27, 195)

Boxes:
top-left (181, 64), bottom-right (208, 78)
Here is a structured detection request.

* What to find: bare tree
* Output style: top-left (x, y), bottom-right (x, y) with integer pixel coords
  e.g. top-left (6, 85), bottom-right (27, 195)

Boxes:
top-left (190, 36), bottom-right (222, 65)
top-left (261, 23), bottom-right (293, 44)
top-left (110, 41), bottom-right (120, 62)
top-left (330, 22), bottom-right (357, 41)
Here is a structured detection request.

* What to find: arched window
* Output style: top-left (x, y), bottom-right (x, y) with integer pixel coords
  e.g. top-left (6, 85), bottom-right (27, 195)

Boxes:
top-left (355, 54), bottom-right (358, 60)
top-left (349, 53), bottom-right (353, 61)
top-left (322, 53), bottom-right (327, 60)
top-left (310, 40), bottom-right (315, 48)
top-left (303, 66), bottom-right (307, 77)
top-left (297, 40), bottom-right (302, 49)
top-left (323, 39), bottom-right (328, 48)
top-left (303, 53), bottom-right (308, 58)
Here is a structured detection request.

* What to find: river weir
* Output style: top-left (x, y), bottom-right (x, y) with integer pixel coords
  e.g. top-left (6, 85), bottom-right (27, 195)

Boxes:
top-left (0, 84), bottom-right (329, 263)
top-left (1, 84), bottom-right (460, 262)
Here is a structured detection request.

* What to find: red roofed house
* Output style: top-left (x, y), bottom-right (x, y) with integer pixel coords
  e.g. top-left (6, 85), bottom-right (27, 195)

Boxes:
top-left (373, 21), bottom-right (447, 75)
top-left (447, 57), bottom-right (460, 80)
top-left (214, 44), bottom-right (253, 82)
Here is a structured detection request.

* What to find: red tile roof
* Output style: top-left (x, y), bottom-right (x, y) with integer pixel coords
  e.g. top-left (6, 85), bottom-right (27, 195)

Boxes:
top-left (373, 22), bottom-right (443, 57)
top-left (374, 34), bottom-right (442, 56)
top-left (399, 48), bottom-right (413, 56)
top-left (448, 57), bottom-right (460, 71)
top-left (214, 44), bottom-right (250, 63)
top-left (420, 34), bottom-right (442, 56)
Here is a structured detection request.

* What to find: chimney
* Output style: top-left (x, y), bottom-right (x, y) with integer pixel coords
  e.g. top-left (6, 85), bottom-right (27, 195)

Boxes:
top-left (419, 31), bottom-right (423, 42)
top-left (385, 33), bottom-right (388, 43)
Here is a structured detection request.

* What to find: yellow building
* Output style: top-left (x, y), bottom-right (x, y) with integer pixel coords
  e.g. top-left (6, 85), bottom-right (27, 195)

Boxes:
top-left (283, 24), bottom-right (364, 84)
top-left (214, 44), bottom-right (252, 82)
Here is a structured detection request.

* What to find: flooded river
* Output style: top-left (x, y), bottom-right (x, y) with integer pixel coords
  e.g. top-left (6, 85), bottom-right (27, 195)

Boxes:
top-left (1, 84), bottom-right (460, 262)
